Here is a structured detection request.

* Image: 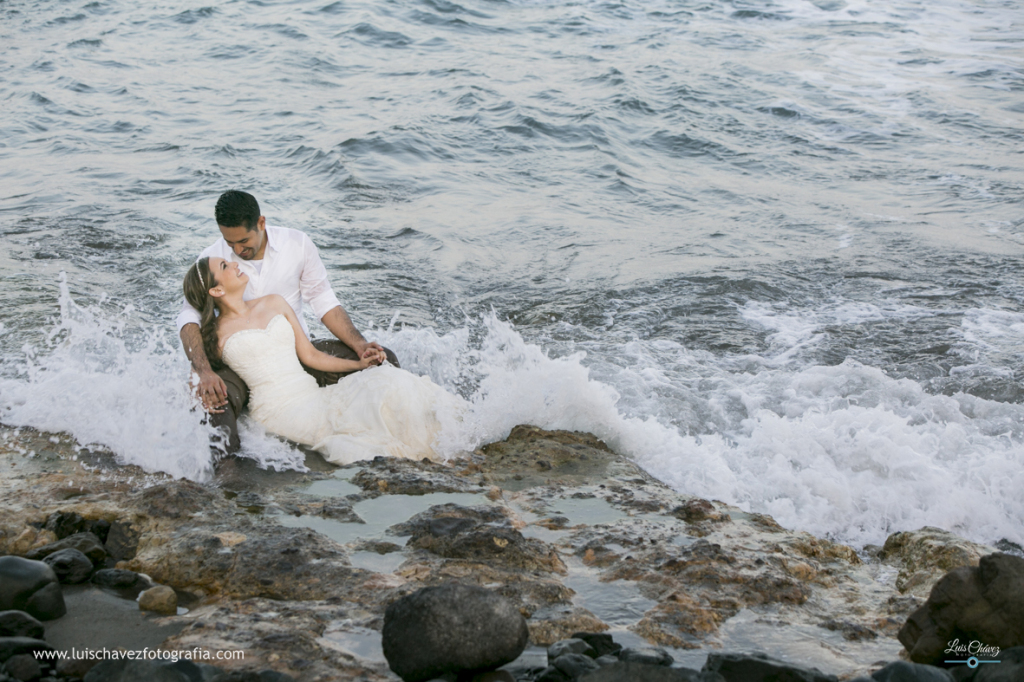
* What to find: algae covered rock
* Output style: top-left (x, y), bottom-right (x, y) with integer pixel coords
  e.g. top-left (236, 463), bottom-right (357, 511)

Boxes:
top-left (880, 527), bottom-right (995, 595)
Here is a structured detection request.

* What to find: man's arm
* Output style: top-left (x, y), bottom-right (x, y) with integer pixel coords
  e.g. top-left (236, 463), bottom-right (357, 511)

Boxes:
top-left (320, 306), bottom-right (382, 358)
top-left (180, 323), bottom-right (228, 413)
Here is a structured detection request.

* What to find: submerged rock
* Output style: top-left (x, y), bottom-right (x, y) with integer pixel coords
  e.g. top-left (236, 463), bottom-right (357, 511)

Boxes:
top-left (899, 553), bottom-right (1024, 665)
top-left (0, 556), bottom-right (66, 621)
top-left (351, 456), bottom-right (483, 495)
top-left (394, 503), bottom-right (565, 573)
top-left (382, 584), bottom-right (529, 682)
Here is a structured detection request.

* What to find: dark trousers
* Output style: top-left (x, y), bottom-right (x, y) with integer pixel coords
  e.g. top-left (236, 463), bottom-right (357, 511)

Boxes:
top-left (208, 339), bottom-right (400, 455)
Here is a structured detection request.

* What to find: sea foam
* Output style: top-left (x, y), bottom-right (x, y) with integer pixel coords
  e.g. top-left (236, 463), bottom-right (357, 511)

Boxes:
top-left (2, 278), bottom-right (1022, 549)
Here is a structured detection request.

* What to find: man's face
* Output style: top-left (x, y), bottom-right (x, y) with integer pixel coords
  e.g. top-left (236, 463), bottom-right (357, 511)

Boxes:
top-left (219, 216), bottom-right (266, 260)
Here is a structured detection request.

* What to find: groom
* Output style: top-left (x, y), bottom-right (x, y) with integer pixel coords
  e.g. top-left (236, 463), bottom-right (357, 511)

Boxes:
top-left (178, 190), bottom-right (398, 454)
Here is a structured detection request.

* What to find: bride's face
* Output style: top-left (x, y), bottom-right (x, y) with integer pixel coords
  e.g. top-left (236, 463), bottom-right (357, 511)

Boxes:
top-left (208, 257), bottom-right (247, 294)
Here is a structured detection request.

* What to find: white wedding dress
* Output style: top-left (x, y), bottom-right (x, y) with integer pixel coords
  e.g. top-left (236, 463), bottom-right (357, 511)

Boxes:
top-left (222, 314), bottom-right (459, 465)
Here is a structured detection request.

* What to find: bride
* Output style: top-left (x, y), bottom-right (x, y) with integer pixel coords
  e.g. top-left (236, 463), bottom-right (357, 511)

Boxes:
top-left (183, 256), bottom-right (461, 465)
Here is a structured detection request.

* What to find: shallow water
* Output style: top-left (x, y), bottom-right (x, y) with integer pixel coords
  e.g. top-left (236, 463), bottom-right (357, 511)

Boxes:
top-left (1, 0), bottom-right (1022, 548)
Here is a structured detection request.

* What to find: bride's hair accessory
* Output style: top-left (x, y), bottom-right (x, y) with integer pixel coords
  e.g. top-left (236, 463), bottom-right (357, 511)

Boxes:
top-left (197, 261), bottom-right (207, 290)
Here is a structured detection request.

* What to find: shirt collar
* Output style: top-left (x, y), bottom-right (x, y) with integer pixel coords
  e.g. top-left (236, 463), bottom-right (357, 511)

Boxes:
top-left (263, 224), bottom-right (280, 253)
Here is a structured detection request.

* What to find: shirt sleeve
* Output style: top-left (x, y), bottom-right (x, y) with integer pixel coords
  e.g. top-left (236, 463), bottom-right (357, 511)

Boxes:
top-left (175, 298), bottom-right (201, 334)
top-left (299, 232), bottom-right (342, 320)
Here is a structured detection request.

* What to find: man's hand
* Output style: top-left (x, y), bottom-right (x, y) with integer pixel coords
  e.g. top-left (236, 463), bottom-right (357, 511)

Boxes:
top-left (193, 370), bottom-right (228, 413)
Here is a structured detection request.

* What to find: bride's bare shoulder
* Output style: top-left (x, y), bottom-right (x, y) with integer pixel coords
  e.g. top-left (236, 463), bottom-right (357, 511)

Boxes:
top-left (252, 294), bottom-right (289, 313)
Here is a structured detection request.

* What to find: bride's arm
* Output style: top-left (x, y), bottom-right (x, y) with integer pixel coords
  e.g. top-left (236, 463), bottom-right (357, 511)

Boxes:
top-left (274, 298), bottom-right (382, 373)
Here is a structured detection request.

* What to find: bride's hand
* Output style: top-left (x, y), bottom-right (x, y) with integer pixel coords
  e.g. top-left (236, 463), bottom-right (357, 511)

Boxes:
top-left (358, 348), bottom-right (386, 369)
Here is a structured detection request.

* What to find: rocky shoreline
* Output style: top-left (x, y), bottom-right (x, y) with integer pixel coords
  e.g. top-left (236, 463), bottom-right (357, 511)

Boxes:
top-left (1, 423), bottom-right (1020, 682)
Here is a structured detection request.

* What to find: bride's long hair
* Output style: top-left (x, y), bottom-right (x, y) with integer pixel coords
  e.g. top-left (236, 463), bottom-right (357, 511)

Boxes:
top-left (183, 257), bottom-right (223, 369)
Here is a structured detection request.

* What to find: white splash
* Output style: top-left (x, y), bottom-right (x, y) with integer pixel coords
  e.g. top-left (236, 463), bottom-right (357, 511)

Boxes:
top-left (4, 281), bottom-right (1023, 548)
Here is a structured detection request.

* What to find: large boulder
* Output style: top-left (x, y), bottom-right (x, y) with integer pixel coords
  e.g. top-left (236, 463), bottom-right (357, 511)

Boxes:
top-left (899, 553), bottom-right (1024, 665)
top-left (0, 556), bottom-right (67, 621)
top-left (43, 548), bottom-right (94, 584)
top-left (382, 584), bottom-right (529, 682)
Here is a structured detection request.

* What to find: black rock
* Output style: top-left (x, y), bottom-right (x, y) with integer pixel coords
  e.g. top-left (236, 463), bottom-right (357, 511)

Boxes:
top-left (869, 661), bottom-right (954, 682)
top-left (536, 667), bottom-right (572, 682)
top-left (619, 648), bottom-right (674, 667)
top-left (159, 659), bottom-right (208, 682)
top-left (257, 672), bottom-right (296, 682)
top-left (0, 638), bottom-right (54, 665)
top-left (25, 533), bottom-right (106, 566)
top-left (582, 662), bottom-right (727, 681)
top-left (88, 520), bottom-right (112, 545)
top-left (82, 659), bottom-right (191, 682)
top-left (0, 612), bottom-right (44, 640)
top-left (702, 652), bottom-right (838, 682)
top-left (90, 569), bottom-right (150, 593)
top-left (208, 671), bottom-right (263, 682)
top-left (43, 512), bottom-right (89, 540)
top-left (553, 653), bottom-right (600, 678)
top-left (382, 584), bottom-right (529, 682)
top-left (548, 640), bottom-right (596, 661)
top-left (3, 652), bottom-right (42, 681)
top-left (0, 558), bottom-right (66, 621)
top-left (900, 553), bottom-right (1024, 666)
top-left (571, 633), bottom-right (622, 659)
top-left (42, 549), bottom-right (93, 585)
top-left (103, 522), bottom-right (139, 562)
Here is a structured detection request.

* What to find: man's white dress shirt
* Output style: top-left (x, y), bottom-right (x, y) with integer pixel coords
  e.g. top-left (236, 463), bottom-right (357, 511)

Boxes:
top-left (176, 225), bottom-right (341, 339)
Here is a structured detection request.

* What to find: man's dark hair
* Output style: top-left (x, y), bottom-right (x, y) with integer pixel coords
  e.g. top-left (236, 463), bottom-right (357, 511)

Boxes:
top-left (215, 190), bottom-right (261, 230)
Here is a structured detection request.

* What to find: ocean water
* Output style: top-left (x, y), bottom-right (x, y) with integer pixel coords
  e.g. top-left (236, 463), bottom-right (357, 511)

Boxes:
top-left (1, 0), bottom-right (1022, 548)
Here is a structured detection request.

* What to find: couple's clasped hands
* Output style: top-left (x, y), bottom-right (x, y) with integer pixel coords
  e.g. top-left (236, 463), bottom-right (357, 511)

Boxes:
top-left (358, 342), bottom-right (388, 369)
